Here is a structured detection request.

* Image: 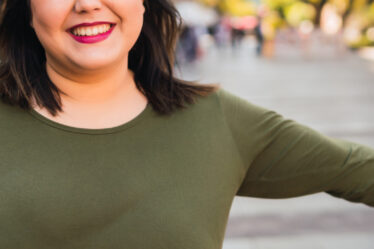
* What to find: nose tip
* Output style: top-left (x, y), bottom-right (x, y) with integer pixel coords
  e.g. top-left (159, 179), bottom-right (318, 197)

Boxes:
top-left (74, 0), bottom-right (102, 13)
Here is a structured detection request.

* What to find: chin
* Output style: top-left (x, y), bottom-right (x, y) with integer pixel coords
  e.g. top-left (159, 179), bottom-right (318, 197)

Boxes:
top-left (73, 56), bottom-right (124, 70)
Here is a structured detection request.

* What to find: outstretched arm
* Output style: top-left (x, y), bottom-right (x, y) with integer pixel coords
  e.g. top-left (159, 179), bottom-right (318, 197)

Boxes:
top-left (218, 88), bottom-right (374, 207)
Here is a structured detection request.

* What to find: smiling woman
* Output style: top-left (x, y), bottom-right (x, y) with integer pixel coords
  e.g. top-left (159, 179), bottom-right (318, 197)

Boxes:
top-left (0, 0), bottom-right (218, 120)
top-left (0, 0), bottom-right (374, 249)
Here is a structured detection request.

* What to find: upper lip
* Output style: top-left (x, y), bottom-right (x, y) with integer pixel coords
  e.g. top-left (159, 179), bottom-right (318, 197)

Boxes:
top-left (67, 21), bottom-right (115, 32)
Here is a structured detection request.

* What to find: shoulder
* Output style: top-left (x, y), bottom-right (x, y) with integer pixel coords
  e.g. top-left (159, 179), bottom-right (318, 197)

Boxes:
top-left (0, 100), bottom-right (29, 132)
top-left (0, 100), bottom-right (13, 122)
top-left (208, 88), bottom-right (274, 121)
top-left (176, 87), bottom-right (271, 127)
top-left (182, 87), bottom-right (269, 120)
top-left (0, 99), bottom-right (21, 116)
top-left (188, 87), bottom-right (240, 111)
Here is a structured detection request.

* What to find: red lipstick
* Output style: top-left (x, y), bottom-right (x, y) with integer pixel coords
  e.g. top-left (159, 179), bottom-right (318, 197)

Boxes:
top-left (67, 22), bottom-right (116, 44)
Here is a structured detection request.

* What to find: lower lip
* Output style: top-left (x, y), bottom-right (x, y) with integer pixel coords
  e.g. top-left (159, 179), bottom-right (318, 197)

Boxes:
top-left (68, 24), bottom-right (116, 44)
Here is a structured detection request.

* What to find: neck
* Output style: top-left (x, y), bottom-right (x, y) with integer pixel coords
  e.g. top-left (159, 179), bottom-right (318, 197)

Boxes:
top-left (30, 59), bottom-right (148, 128)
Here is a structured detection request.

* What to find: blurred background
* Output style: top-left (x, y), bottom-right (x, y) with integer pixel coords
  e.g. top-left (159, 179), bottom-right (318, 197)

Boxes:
top-left (172, 0), bottom-right (374, 248)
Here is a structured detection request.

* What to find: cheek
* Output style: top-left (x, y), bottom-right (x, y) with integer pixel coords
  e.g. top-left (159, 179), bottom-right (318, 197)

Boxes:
top-left (31, 1), bottom-right (69, 38)
top-left (113, 0), bottom-right (145, 23)
top-left (108, 0), bottom-right (145, 15)
top-left (120, 1), bottom-right (145, 39)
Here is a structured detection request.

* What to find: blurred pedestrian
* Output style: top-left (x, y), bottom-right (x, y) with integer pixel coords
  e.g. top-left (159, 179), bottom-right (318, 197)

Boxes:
top-left (177, 25), bottom-right (199, 63)
top-left (231, 27), bottom-right (245, 50)
top-left (254, 17), bottom-right (264, 56)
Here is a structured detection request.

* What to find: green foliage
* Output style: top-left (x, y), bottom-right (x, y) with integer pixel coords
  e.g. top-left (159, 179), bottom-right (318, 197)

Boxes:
top-left (284, 2), bottom-right (317, 26)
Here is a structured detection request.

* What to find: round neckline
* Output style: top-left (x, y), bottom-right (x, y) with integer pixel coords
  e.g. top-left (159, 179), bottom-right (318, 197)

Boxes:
top-left (27, 103), bottom-right (152, 135)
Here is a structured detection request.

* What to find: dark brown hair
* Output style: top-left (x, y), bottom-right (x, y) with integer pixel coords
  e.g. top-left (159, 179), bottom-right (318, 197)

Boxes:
top-left (0, 0), bottom-right (219, 116)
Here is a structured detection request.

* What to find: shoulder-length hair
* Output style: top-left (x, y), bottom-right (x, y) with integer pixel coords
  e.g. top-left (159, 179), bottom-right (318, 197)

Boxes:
top-left (0, 0), bottom-right (219, 116)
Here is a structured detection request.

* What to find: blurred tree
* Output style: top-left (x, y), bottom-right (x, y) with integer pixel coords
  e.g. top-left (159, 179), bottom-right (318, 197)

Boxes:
top-left (218, 0), bottom-right (257, 16)
top-left (196, 0), bottom-right (373, 47)
top-left (284, 1), bottom-right (316, 26)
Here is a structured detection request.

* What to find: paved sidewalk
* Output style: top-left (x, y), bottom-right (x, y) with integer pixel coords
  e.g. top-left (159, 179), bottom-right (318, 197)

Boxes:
top-left (175, 38), bottom-right (374, 249)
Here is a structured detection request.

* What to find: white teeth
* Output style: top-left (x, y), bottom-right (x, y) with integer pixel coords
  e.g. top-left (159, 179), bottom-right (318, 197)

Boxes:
top-left (92, 27), bottom-right (99, 35)
top-left (71, 24), bottom-right (111, 37)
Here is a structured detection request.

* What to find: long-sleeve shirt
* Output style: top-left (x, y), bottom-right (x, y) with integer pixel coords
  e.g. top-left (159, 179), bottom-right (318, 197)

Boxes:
top-left (0, 88), bottom-right (373, 249)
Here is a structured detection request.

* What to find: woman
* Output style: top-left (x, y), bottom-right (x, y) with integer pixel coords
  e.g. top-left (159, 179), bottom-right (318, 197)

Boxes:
top-left (0, 0), bottom-right (373, 248)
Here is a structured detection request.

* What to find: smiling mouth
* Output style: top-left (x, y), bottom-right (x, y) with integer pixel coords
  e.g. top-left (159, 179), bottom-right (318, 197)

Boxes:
top-left (69, 24), bottom-right (115, 37)
top-left (68, 23), bottom-right (116, 44)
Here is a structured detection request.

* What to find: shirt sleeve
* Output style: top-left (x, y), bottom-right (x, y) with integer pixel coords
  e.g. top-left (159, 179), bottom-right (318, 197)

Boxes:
top-left (217, 88), bottom-right (374, 207)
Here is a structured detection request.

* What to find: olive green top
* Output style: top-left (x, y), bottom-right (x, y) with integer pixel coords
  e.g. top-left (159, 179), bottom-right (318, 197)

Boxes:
top-left (0, 88), bottom-right (373, 249)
